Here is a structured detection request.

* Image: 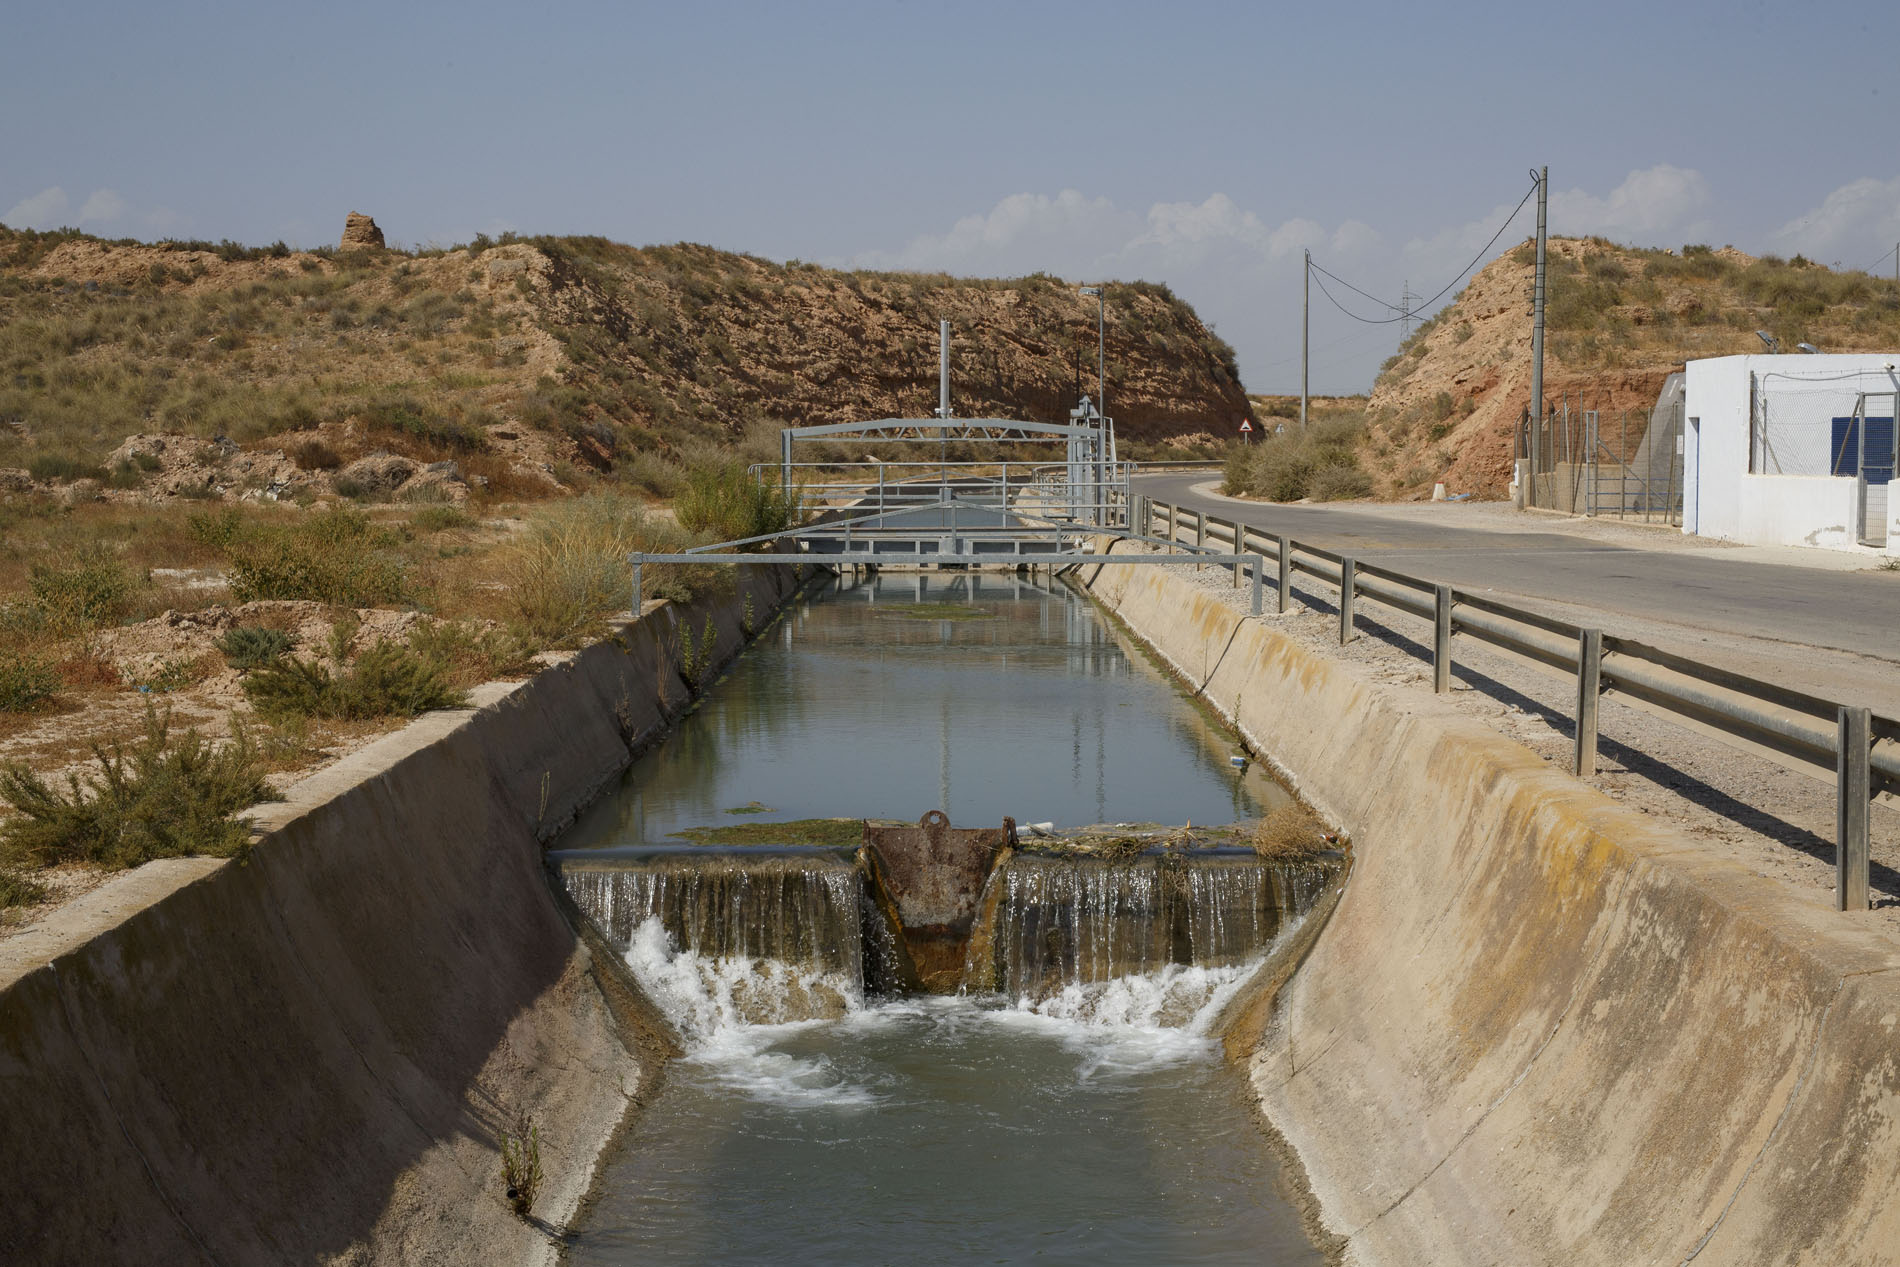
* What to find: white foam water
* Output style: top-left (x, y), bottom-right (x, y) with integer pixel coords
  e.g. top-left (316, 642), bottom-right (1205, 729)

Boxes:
top-left (624, 912), bottom-right (1298, 1103)
top-left (623, 917), bottom-right (879, 1109)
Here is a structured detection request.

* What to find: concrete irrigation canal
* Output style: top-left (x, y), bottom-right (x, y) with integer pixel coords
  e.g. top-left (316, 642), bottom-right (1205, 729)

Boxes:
top-left (551, 573), bottom-right (1337, 1262)
top-left (3, 555), bottom-right (1898, 1265)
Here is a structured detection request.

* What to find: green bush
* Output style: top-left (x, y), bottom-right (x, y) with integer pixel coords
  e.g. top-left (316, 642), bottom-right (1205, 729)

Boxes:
top-left (0, 706), bottom-right (281, 870)
top-left (674, 461), bottom-right (800, 544)
top-left (0, 650), bottom-right (60, 713)
top-left (242, 641), bottom-right (466, 721)
top-left (216, 626), bottom-right (296, 670)
top-left (225, 506), bottom-right (406, 606)
top-left (30, 546), bottom-right (133, 633)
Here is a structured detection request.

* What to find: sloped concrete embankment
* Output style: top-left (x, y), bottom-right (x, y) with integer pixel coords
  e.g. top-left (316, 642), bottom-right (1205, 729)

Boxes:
top-left (0, 565), bottom-right (809, 1266)
top-left (1076, 557), bottom-right (1900, 1267)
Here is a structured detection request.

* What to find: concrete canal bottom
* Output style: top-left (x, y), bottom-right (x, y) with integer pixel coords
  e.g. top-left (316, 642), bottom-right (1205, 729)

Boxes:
top-left (556, 573), bottom-right (1333, 1264)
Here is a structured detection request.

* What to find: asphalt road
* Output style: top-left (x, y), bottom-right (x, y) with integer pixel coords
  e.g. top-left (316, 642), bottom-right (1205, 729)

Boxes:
top-left (1134, 472), bottom-right (1900, 695)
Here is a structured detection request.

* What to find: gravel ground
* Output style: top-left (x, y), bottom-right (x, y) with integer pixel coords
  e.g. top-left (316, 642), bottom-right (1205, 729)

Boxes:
top-left (1101, 540), bottom-right (1900, 936)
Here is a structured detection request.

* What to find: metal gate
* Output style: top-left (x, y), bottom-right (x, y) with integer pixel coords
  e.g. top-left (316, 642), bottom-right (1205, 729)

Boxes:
top-left (1851, 392), bottom-right (1897, 547)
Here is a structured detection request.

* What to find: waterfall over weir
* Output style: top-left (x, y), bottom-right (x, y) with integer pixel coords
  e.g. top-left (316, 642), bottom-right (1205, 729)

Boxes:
top-left (969, 851), bottom-right (1331, 1002)
top-left (557, 844), bottom-right (1335, 1027)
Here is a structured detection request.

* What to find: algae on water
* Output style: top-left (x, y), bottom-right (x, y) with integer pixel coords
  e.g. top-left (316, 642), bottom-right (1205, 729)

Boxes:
top-left (668, 818), bottom-right (864, 847)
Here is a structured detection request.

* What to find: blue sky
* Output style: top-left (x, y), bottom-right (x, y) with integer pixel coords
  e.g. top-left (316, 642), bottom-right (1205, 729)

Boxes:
top-left (6, 0), bottom-right (1899, 394)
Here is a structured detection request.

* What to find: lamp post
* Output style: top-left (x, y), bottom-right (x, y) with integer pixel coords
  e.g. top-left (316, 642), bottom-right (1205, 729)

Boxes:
top-left (1079, 285), bottom-right (1105, 419)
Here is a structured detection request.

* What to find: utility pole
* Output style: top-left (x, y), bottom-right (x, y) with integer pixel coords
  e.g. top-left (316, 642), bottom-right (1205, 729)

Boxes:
top-left (1530, 165), bottom-right (1548, 508)
top-left (1079, 286), bottom-right (1105, 419)
top-left (1300, 249), bottom-right (1310, 430)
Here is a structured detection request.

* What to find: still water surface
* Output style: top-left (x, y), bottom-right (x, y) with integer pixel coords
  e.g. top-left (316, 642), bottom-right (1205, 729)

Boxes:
top-left (563, 574), bottom-right (1321, 1265)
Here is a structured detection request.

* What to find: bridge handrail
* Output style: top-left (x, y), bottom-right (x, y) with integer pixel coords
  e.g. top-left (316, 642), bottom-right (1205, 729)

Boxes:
top-left (1141, 498), bottom-right (1897, 913)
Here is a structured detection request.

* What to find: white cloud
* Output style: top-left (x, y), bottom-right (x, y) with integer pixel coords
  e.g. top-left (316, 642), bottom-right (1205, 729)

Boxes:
top-left (851, 190), bottom-right (1137, 275)
top-left (1551, 164), bottom-right (1712, 240)
top-left (845, 168), bottom-right (1745, 394)
top-left (3, 185), bottom-right (184, 235)
top-left (1770, 176), bottom-right (1900, 266)
top-left (4, 186), bottom-right (70, 229)
top-left (77, 189), bottom-right (130, 224)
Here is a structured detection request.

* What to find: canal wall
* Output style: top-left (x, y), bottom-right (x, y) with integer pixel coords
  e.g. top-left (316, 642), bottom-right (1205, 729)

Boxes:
top-left (0, 564), bottom-right (812, 1266)
top-left (1075, 554), bottom-right (1900, 1267)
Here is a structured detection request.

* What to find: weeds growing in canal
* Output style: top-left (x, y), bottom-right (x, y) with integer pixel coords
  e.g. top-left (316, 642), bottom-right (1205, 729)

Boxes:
top-left (500, 1117), bottom-right (543, 1219)
top-left (677, 615), bottom-right (718, 688)
top-left (876, 602), bottom-right (994, 621)
top-left (669, 818), bottom-right (864, 847)
top-left (1251, 802), bottom-right (1328, 861)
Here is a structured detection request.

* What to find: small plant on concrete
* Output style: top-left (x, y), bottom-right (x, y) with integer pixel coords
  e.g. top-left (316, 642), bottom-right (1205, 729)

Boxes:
top-left (216, 625), bottom-right (297, 671)
top-left (500, 1117), bottom-right (543, 1219)
top-left (0, 704), bottom-right (281, 871)
top-left (1251, 801), bottom-right (1326, 861)
top-left (678, 615), bottom-right (717, 688)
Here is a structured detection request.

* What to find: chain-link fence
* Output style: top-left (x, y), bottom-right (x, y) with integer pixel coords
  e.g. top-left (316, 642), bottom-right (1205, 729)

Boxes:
top-left (1519, 375), bottom-right (1684, 523)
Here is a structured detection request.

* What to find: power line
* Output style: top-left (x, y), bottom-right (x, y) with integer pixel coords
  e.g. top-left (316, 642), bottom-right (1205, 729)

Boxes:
top-left (1307, 269), bottom-right (1417, 325)
top-left (1308, 176), bottom-right (1541, 326)
top-left (1857, 242), bottom-right (1899, 274)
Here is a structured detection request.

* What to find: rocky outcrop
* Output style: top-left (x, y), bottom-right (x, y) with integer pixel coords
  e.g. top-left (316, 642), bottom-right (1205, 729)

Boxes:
top-left (534, 240), bottom-right (1255, 441)
top-left (340, 211), bottom-right (385, 251)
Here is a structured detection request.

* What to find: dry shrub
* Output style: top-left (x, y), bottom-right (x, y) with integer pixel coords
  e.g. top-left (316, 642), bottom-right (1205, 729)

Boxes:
top-left (1252, 801), bottom-right (1326, 861)
top-left (498, 490), bottom-right (710, 645)
top-left (55, 651), bottom-right (121, 689)
top-left (223, 505), bottom-right (407, 606)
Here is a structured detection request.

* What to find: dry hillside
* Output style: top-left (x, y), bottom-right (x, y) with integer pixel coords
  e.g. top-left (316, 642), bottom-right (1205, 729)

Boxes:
top-left (1359, 237), bottom-right (1900, 497)
top-left (0, 225), bottom-right (1250, 506)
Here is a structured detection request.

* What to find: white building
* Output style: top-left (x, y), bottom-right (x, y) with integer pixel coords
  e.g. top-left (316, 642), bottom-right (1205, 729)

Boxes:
top-left (1681, 353), bottom-right (1899, 554)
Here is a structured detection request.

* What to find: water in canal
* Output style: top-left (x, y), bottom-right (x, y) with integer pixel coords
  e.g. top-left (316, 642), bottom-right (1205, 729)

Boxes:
top-left (561, 573), bottom-right (1323, 1265)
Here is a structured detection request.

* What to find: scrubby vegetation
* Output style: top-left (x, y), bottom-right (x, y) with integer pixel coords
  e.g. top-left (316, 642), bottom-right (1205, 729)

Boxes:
top-left (498, 490), bottom-right (711, 643)
top-left (673, 461), bottom-right (802, 543)
top-left (242, 637), bottom-right (466, 722)
top-left (1223, 407), bottom-right (1373, 502)
top-left (0, 705), bottom-right (280, 870)
top-left (215, 626), bottom-right (297, 670)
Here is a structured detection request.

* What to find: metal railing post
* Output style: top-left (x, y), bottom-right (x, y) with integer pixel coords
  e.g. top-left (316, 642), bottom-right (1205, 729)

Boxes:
top-left (631, 560), bottom-right (643, 615)
top-left (1837, 705), bottom-right (1871, 912)
top-left (1195, 509), bottom-right (1206, 570)
top-left (1433, 584), bottom-right (1453, 693)
top-left (1276, 535), bottom-right (1291, 614)
top-left (1575, 629), bottom-right (1602, 776)
top-left (1339, 557), bottom-right (1356, 644)
top-left (1228, 521), bottom-right (1241, 587)
top-left (1251, 554), bottom-right (1264, 616)
top-left (1166, 502), bottom-right (1177, 552)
